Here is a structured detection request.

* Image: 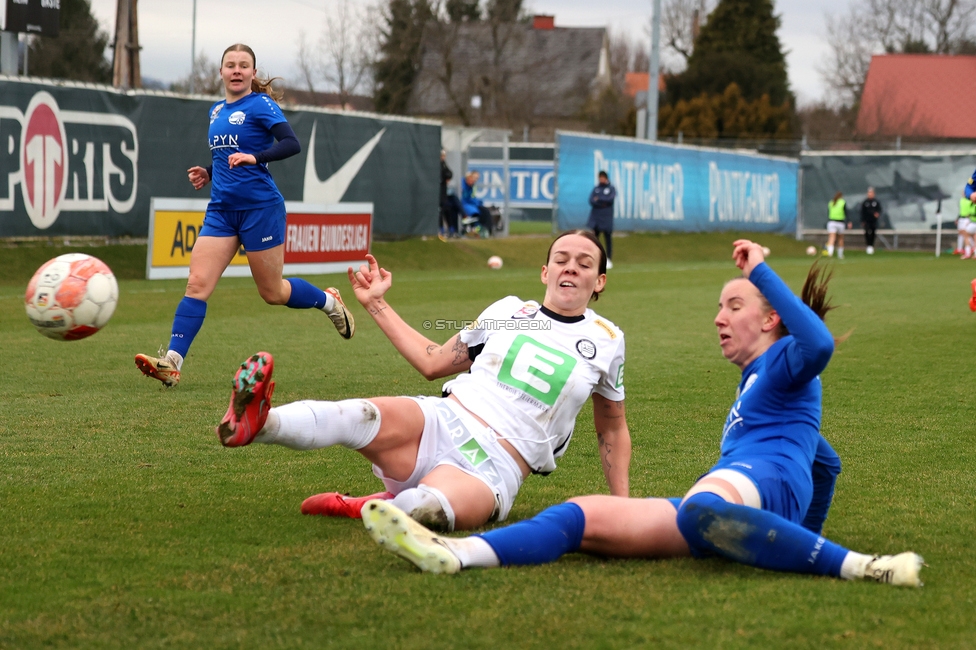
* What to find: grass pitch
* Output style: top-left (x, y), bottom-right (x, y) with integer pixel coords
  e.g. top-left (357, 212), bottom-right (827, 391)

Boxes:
top-left (0, 233), bottom-right (973, 648)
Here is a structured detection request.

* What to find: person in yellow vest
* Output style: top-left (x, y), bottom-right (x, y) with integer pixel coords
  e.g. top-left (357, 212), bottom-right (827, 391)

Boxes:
top-left (956, 192), bottom-right (974, 256)
top-left (824, 192), bottom-right (849, 258)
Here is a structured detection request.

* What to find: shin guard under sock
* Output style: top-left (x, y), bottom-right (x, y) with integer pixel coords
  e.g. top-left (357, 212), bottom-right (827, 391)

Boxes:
top-left (676, 493), bottom-right (848, 577)
top-left (285, 278), bottom-right (328, 309)
top-left (169, 296), bottom-right (207, 358)
top-left (478, 502), bottom-right (586, 566)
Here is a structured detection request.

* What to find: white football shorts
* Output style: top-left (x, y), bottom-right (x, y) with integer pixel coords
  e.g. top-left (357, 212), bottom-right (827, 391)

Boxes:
top-left (826, 220), bottom-right (846, 234)
top-left (372, 396), bottom-right (524, 522)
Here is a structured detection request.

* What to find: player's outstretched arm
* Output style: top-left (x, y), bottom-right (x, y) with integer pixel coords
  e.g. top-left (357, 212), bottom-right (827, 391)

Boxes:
top-left (592, 394), bottom-right (631, 497)
top-left (348, 254), bottom-right (473, 380)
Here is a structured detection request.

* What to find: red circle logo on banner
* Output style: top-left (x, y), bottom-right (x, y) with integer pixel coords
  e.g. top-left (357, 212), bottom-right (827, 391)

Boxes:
top-left (21, 92), bottom-right (68, 230)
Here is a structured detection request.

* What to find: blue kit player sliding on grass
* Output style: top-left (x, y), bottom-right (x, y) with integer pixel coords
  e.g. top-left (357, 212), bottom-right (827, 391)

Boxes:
top-left (135, 43), bottom-right (354, 387)
top-left (362, 239), bottom-right (925, 587)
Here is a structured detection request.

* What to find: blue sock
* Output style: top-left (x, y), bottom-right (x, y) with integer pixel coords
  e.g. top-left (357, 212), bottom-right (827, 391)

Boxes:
top-left (169, 296), bottom-right (207, 358)
top-left (476, 502), bottom-right (585, 566)
top-left (285, 278), bottom-right (328, 310)
top-left (676, 493), bottom-right (848, 577)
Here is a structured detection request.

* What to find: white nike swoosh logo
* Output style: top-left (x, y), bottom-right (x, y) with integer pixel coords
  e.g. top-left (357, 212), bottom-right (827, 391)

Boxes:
top-left (302, 124), bottom-right (386, 203)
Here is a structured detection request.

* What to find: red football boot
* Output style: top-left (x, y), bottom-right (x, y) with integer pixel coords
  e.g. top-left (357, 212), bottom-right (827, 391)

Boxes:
top-left (301, 491), bottom-right (395, 519)
top-left (970, 279), bottom-right (976, 312)
top-left (217, 352), bottom-right (275, 447)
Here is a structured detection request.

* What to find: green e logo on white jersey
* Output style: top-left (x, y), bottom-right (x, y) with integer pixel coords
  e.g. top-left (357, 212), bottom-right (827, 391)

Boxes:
top-left (498, 334), bottom-right (576, 406)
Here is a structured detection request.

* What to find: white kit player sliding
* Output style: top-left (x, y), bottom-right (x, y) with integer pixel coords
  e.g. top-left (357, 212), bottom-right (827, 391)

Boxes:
top-left (216, 230), bottom-right (630, 531)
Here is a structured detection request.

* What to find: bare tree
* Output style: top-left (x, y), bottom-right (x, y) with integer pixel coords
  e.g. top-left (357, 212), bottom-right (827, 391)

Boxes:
top-left (171, 52), bottom-right (222, 95)
top-left (321, 0), bottom-right (371, 105)
top-left (295, 30), bottom-right (318, 93)
top-left (662, 0), bottom-right (714, 63)
top-left (414, 15), bottom-right (591, 131)
top-left (293, 0), bottom-right (375, 106)
top-left (924, 0), bottom-right (976, 53)
top-left (819, 9), bottom-right (877, 106)
top-left (644, 0), bottom-right (716, 72)
top-left (820, 0), bottom-right (976, 106)
top-left (414, 19), bottom-right (475, 124)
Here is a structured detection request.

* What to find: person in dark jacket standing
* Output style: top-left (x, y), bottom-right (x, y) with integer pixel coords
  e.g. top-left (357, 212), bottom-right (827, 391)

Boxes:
top-left (439, 150), bottom-right (460, 238)
top-left (860, 187), bottom-right (881, 255)
top-left (587, 171), bottom-right (616, 269)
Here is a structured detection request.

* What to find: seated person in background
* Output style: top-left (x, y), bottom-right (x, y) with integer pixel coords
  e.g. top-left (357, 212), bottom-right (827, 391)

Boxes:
top-left (462, 171), bottom-right (493, 237)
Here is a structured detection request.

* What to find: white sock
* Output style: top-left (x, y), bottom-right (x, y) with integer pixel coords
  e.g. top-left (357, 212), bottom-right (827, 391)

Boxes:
top-left (392, 485), bottom-right (456, 532)
top-left (441, 536), bottom-right (500, 569)
top-left (826, 245), bottom-right (834, 256)
top-left (838, 247), bottom-right (844, 257)
top-left (839, 551), bottom-right (873, 580)
top-left (320, 292), bottom-right (336, 312)
top-left (255, 399), bottom-right (381, 450)
top-left (958, 235), bottom-right (965, 249)
top-left (165, 350), bottom-right (184, 370)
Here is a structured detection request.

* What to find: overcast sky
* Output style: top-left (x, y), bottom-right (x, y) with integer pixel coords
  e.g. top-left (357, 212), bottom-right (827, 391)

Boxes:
top-left (87, 0), bottom-right (851, 105)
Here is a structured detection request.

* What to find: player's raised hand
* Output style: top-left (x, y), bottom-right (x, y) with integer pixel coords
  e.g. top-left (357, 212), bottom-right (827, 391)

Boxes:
top-left (732, 239), bottom-right (766, 278)
top-left (348, 254), bottom-right (392, 307)
top-left (187, 166), bottom-right (210, 190)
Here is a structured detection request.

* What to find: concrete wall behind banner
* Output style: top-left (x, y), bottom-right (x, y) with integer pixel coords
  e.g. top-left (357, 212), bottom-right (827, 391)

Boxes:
top-left (0, 77), bottom-right (440, 238)
top-left (555, 132), bottom-right (798, 234)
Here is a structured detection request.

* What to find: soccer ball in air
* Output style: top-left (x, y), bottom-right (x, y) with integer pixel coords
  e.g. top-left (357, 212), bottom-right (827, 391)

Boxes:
top-left (806, 245), bottom-right (818, 256)
top-left (487, 255), bottom-right (503, 269)
top-left (25, 253), bottom-right (119, 341)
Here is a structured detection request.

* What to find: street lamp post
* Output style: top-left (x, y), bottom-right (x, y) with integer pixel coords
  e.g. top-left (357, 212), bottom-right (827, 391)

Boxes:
top-left (646, 0), bottom-right (661, 141)
top-left (189, 0), bottom-right (197, 93)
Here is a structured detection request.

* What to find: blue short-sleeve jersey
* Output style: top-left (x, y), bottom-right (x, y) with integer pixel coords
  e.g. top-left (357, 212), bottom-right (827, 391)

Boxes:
top-left (715, 263), bottom-right (835, 510)
top-left (207, 92), bottom-right (288, 209)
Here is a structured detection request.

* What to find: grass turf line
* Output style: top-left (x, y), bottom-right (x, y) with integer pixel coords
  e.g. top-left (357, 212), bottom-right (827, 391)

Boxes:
top-left (0, 233), bottom-right (971, 648)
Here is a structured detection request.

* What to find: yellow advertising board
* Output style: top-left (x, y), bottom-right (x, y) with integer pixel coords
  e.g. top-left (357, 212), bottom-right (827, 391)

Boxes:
top-left (150, 208), bottom-right (248, 269)
top-left (147, 198), bottom-right (373, 280)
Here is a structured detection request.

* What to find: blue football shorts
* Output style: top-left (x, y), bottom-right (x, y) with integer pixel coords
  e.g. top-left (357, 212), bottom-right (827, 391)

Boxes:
top-left (200, 201), bottom-right (286, 252)
top-left (704, 457), bottom-right (810, 524)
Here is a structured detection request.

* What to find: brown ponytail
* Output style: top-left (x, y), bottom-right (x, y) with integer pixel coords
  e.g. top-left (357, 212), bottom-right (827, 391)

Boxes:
top-left (221, 43), bottom-right (284, 102)
top-left (760, 259), bottom-right (846, 343)
top-left (800, 259), bottom-right (836, 321)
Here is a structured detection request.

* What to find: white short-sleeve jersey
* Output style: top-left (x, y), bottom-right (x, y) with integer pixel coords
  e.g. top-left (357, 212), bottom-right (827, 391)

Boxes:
top-left (443, 296), bottom-right (625, 474)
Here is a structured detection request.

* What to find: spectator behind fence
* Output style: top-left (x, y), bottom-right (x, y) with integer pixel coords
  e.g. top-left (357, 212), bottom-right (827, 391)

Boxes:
top-left (860, 187), bottom-right (881, 255)
top-left (587, 170), bottom-right (616, 269)
top-left (462, 171), bottom-right (493, 237)
top-left (824, 191), bottom-right (849, 259)
top-left (439, 150), bottom-right (461, 239)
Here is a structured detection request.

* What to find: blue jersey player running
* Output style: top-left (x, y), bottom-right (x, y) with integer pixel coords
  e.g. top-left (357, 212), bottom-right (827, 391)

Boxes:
top-left (135, 43), bottom-right (354, 387)
top-left (363, 239), bottom-right (925, 587)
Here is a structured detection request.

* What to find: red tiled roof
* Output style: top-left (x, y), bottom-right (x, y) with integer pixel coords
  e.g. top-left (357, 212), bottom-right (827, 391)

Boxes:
top-left (857, 54), bottom-right (976, 138)
top-left (624, 72), bottom-right (666, 97)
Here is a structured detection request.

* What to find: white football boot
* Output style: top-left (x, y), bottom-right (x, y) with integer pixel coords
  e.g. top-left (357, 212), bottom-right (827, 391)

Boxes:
top-left (863, 552), bottom-right (925, 587)
top-left (362, 500), bottom-right (461, 574)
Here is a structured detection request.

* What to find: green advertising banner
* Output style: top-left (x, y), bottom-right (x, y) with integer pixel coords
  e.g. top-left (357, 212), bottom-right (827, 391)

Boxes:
top-left (0, 78), bottom-right (440, 238)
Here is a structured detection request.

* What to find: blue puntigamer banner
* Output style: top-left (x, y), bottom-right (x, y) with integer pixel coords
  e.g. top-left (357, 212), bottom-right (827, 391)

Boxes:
top-left (555, 132), bottom-right (798, 234)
